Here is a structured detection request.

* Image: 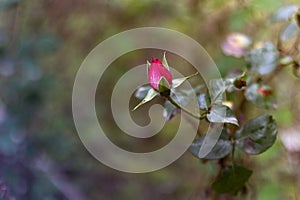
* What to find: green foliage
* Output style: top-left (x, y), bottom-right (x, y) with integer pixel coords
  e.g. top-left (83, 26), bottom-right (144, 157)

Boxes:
top-left (208, 78), bottom-right (226, 104)
top-left (207, 105), bottom-right (239, 126)
top-left (158, 77), bottom-right (171, 96)
top-left (236, 114), bottom-right (278, 155)
top-left (189, 129), bottom-right (232, 160)
top-left (133, 32), bottom-right (287, 194)
top-left (212, 165), bottom-right (253, 195)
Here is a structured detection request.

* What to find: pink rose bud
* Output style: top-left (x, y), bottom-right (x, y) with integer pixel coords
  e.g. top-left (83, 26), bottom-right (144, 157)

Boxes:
top-left (148, 58), bottom-right (172, 91)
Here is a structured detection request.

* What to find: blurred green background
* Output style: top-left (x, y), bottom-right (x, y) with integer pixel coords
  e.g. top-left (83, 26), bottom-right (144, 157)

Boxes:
top-left (0, 0), bottom-right (300, 199)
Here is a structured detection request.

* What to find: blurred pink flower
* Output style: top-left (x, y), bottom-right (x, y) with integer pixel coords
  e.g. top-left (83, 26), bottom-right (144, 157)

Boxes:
top-left (148, 58), bottom-right (172, 91)
top-left (222, 33), bottom-right (252, 58)
top-left (280, 128), bottom-right (300, 152)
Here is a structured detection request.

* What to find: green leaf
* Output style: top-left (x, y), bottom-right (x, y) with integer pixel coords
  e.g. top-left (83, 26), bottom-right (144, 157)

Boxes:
top-left (162, 52), bottom-right (170, 70)
top-left (208, 79), bottom-right (226, 104)
top-left (163, 100), bottom-right (179, 121)
top-left (207, 105), bottom-right (239, 126)
top-left (212, 165), bottom-right (253, 195)
top-left (245, 83), bottom-right (276, 109)
top-left (134, 85), bottom-right (152, 99)
top-left (158, 77), bottom-right (170, 90)
top-left (236, 114), bottom-right (278, 155)
top-left (133, 88), bottom-right (158, 110)
top-left (197, 92), bottom-right (211, 110)
top-left (172, 72), bottom-right (199, 88)
top-left (280, 22), bottom-right (299, 41)
top-left (245, 42), bottom-right (279, 75)
top-left (270, 4), bottom-right (298, 23)
top-left (189, 129), bottom-right (232, 160)
top-left (158, 77), bottom-right (171, 96)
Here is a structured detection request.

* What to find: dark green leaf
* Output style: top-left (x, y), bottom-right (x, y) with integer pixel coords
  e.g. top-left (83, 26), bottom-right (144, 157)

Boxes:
top-left (163, 100), bottom-right (179, 121)
top-left (245, 83), bottom-right (276, 109)
top-left (207, 105), bottom-right (239, 126)
top-left (245, 42), bottom-right (279, 75)
top-left (236, 114), bottom-right (278, 155)
top-left (189, 129), bottom-right (232, 160)
top-left (135, 85), bottom-right (151, 99)
top-left (212, 165), bottom-right (253, 195)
